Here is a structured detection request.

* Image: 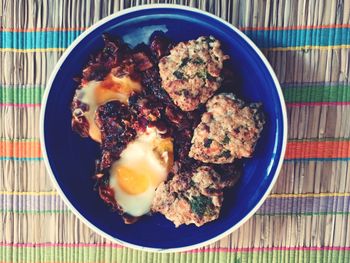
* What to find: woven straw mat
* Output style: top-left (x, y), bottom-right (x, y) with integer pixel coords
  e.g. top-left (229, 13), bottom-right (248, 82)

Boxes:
top-left (1, 0), bottom-right (350, 262)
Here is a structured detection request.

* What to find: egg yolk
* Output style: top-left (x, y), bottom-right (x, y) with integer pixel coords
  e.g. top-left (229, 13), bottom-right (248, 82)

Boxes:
top-left (116, 164), bottom-right (161, 195)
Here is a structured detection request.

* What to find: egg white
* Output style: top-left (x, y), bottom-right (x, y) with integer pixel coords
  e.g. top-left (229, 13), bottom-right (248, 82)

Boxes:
top-left (109, 128), bottom-right (171, 217)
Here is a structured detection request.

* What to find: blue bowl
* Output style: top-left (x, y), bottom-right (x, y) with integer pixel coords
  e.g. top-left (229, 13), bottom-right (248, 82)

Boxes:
top-left (40, 5), bottom-right (287, 252)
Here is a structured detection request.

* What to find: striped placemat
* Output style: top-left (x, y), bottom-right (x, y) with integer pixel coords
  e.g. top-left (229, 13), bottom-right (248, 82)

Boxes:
top-left (1, 0), bottom-right (350, 262)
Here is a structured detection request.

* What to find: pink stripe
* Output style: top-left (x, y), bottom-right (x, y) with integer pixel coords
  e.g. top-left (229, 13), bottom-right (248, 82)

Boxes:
top-left (0, 103), bottom-right (41, 108)
top-left (2, 102), bottom-right (350, 108)
top-left (0, 243), bottom-right (123, 249)
top-left (188, 246), bottom-right (350, 253)
top-left (287, 102), bottom-right (350, 107)
top-left (0, 243), bottom-right (349, 252)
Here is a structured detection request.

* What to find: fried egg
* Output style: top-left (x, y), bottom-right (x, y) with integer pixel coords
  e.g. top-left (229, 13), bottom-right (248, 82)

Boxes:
top-left (109, 127), bottom-right (173, 217)
top-left (76, 73), bottom-right (142, 142)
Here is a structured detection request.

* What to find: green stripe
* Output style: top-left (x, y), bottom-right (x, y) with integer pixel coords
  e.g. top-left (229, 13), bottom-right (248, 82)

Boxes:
top-left (0, 246), bottom-right (349, 263)
top-left (283, 85), bottom-right (350, 103)
top-left (0, 86), bottom-right (44, 104)
top-left (1, 85), bottom-right (350, 104)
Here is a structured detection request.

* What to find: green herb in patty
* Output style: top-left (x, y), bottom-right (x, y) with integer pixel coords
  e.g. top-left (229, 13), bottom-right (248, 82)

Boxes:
top-left (217, 150), bottom-right (231, 159)
top-left (196, 71), bottom-right (207, 79)
top-left (173, 70), bottom-right (184, 79)
top-left (192, 57), bottom-right (204, 65)
top-left (223, 134), bottom-right (230, 144)
top-left (190, 195), bottom-right (212, 218)
top-left (180, 57), bottom-right (190, 67)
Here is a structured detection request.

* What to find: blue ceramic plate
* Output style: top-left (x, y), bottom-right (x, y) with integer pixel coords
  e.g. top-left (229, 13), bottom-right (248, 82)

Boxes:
top-left (40, 5), bottom-right (287, 252)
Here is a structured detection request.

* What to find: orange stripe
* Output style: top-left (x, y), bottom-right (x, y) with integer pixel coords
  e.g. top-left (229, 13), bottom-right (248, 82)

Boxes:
top-left (285, 141), bottom-right (350, 159)
top-left (0, 141), bottom-right (41, 158)
top-left (1, 24), bottom-right (350, 32)
top-left (1, 140), bottom-right (350, 160)
top-left (241, 24), bottom-right (350, 31)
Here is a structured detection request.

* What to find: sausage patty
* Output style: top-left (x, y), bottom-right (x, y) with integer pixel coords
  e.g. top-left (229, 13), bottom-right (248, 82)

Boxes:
top-left (152, 165), bottom-right (232, 227)
top-left (189, 93), bottom-right (265, 164)
top-left (158, 36), bottom-right (229, 111)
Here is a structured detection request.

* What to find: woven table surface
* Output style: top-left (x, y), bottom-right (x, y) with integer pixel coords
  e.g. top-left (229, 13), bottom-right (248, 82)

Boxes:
top-left (1, 0), bottom-right (350, 262)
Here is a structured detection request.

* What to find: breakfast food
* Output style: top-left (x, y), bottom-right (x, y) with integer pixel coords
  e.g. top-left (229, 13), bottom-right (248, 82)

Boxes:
top-left (108, 127), bottom-right (173, 217)
top-left (152, 164), bottom-right (238, 227)
top-left (158, 36), bottom-right (229, 111)
top-left (189, 94), bottom-right (265, 164)
top-left (71, 32), bottom-right (264, 227)
top-left (71, 35), bottom-right (142, 143)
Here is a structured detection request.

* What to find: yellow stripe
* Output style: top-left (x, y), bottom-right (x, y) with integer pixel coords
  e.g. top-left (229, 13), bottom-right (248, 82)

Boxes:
top-left (1, 45), bottom-right (350, 53)
top-left (269, 192), bottom-right (350, 198)
top-left (0, 48), bottom-right (66, 53)
top-left (263, 45), bottom-right (350, 52)
top-left (0, 191), bottom-right (57, 196)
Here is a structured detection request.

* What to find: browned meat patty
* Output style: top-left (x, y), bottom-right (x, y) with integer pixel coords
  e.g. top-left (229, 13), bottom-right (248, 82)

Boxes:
top-left (95, 101), bottom-right (137, 171)
top-left (152, 165), bottom-right (234, 227)
top-left (158, 36), bottom-right (229, 111)
top-left (189, 93), bottom-right (265, 164)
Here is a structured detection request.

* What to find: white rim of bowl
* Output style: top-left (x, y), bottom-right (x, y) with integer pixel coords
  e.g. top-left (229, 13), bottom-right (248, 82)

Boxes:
top-left (40, 4), bottom-right (288, 253)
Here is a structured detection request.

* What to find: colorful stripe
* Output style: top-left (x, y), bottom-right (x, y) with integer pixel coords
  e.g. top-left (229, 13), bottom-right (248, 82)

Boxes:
top-left (1, 191), bottom-right (350, 198)
top-left (0, 245), bottom-right (348, 262)
top-left (1, 24), bottom-right (349, 32)
top-left (3, 46), bottom-right (350, 53)
top-left (2, 139), bottom-right (350, 161)
top-left (0, 209), bottom-right (348, 216)
top-left (285, 141), bottom-right (350, 160)
top-left (0, 195), bottom-right (67, 211)
top-left (0, 138), bottom-right (39, 142)
top-left (261, 45), bottom-right (350, 51)
top-left (1, 27), bottom-right (350, 51)
top-left (0, 47), bottom-right (66, 53)
top-left (242, 28), bottom-right (350, 49)
top-left (2, 83), bottom-right (350, 107)
top-left (240, 24), bottom-right (350, 31)
top-left (0, 242), bottom-right (349, 251)
top-left (257, 195), bottom-right (350, 215)
top-left (0, 191), bottom-right (349, 215)
top-left (0, 141), bottom-right (42, 159)
top-left (0, 157), bottom-right (43, 161)
top-left (269, 192), bottom-right (350, 198)
top-left (0, 191), bottom-right (57, 196)
top-left (287, 101), bottom-right (350, 107)
top-left (0, 31), bottom-right (83, 49)
top-left (283, 85), bottom-right (350, 106)
top-left (0, 27), bottom-right (87, 32)
top-left (0, 86), bottom-right (44, 105)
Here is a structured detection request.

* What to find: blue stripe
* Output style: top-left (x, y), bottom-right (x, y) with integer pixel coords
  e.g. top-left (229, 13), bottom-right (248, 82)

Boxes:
top-left (0, 31), bottom-right (83, 49)
top-left (243, 28), bottom-right (350, 48)
top-left (1, 28), bottom-right (350, 49)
